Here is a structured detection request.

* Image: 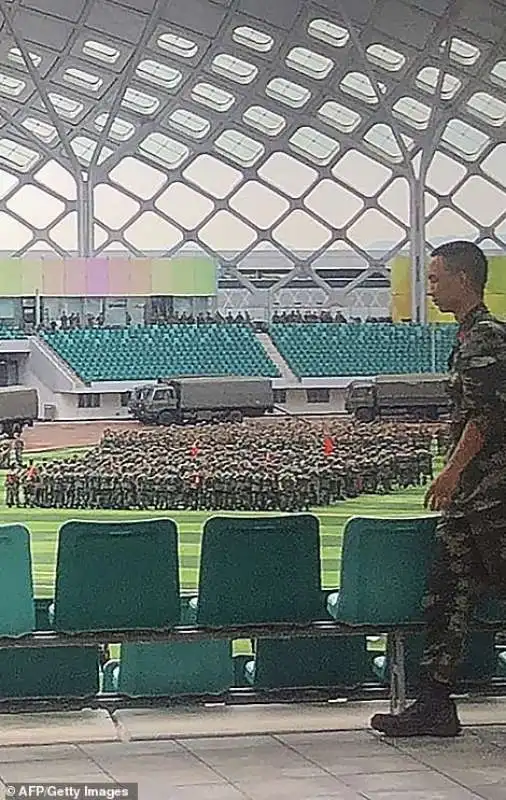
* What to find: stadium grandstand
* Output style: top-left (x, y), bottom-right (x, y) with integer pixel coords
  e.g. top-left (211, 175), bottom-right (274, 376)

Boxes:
top-left (0, 0), bottom-right (505, 795)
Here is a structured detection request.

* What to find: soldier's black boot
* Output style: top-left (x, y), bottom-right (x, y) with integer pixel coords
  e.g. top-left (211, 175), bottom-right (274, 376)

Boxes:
top-left (370, 677), bottom-right (462, 737)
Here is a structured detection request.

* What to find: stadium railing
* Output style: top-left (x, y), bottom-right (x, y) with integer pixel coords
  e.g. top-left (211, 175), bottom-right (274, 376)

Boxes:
top-left (0, 516), bottom-right (505, 715)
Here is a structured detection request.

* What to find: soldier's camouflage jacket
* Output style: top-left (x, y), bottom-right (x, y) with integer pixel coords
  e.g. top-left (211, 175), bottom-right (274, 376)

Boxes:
top-left (446, 303), bottom-right (506, 517)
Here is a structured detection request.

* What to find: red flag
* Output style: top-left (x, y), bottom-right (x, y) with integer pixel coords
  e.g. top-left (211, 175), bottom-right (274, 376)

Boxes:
top-left (190, 441), bottom-right (199, 458)
top-left (323, 435), bottom-right (334, 456)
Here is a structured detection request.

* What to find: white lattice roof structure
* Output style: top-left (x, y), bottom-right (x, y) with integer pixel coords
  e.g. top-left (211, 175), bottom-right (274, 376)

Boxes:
top-left (0, 0), bottom-right (505, 319)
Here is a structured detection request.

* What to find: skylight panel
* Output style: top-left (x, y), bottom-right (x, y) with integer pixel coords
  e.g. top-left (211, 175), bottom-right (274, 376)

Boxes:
top-left (441, 118), bottom-right (490, 162)
top-left (0, 72), bottom-right (26, 97)
top-left (214, 130), bottom-right (264, 168)
top-left (363, 124), bottom-right (405, 164)
top-left (289, 127), bottom-right (339, 166)
top-left (265, 77), bottom-right (311, 108)
top-left (232, 26), bottom-right (274, 53)
top-left (467, 91), bottom-right (506, 127)
top-left (157, 32), bottom-right (198, 59)
top-left (286, 46), bottom-right (334, 80)
top-left (139, 132), bottom-right (190, 169)
top-left (392, 96), bottom-right (431, 130)
top-left (82, 40), bottom-right (120, 65)
top-left (0, 139), bottom-right (40, 172)
top-left (340, 72), bottom-right (386, 105)
top-left (167, 108), bottom-right (211, 140)
top-left (441, 37), bottom-right (481, 66)
top-left (136, 59), bottom-right (183, 91)
top-left (94, 114), bottom-right (136, 142)
top-left (415, 67), bottom-right (461, 100)
top-left (8, 47), bottom-right (41, 69)
top-left (48, 92), bottom-right (84, 120)
top-left (22, 117), bottom-right (58, 145)
top-left (366, 43), bottom-right (406, 72)
top-left (71, 136), bottom-right (112, 166)
top-left (63, 67), bottom-right (103, 93)
top-left (317, 101), bottom-right (361, 133)
top-left (307, 19), bottom-right (349, 48)
top-left (490, 60), bottom-right (506, 89)
top-left (211, 54), bottom-right (258, 85)
top-left (191, 82), bottom-right (235, 112)
top-left (242, 105), bottom-right (286, 136)
top-left (121, 87), bottom-right (160, 115)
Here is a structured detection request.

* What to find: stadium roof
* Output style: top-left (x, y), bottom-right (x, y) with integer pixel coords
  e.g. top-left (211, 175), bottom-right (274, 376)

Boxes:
top-left (0, 0), bottom-right (504, 301)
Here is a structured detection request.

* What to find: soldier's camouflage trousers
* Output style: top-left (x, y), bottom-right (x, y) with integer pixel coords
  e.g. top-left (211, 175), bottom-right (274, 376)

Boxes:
top-left (420, 504), bottom-right (506, 686)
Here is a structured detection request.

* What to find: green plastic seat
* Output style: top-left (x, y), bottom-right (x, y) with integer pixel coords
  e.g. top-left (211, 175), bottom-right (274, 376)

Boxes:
top-left (42, 325), bottom-right (280, 381)
top-left (244, 592), bottom-right (370, 690)
top-left (53, 519), bottom-right (180, 632)
top-left (196, 514), bottom-right (323, 627)
top-left (0, 648), bottom-right (99, 699)
top-left (0, 524), bottom-right (35, 636)
top-left (327, 516), bottom-right (438, 625)
top-left (104, 599), bottom-right (233, 697)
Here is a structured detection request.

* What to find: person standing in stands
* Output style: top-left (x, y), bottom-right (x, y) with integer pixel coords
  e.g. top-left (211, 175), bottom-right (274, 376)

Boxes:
top-left (372, 241), bottom-right (506, 737)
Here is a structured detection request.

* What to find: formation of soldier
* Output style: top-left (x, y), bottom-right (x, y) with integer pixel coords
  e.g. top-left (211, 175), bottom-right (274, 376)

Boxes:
top-left (6, 418), bottom-right (450, 512)
top-left (0, 434), bottom-right (24, 469)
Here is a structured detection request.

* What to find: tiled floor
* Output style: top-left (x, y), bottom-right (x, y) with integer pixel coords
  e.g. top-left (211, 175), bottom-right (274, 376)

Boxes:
top-left (0, 703), bottom-right (505, 800)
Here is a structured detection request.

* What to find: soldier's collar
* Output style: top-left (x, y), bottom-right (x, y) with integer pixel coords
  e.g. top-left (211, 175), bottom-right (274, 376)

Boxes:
top-left (457, 302), bottom-right (488, 339)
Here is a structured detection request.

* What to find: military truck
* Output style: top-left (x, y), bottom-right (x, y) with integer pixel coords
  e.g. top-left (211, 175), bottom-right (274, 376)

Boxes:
top-left (129, 376), bottom-right (274, 425)
top-left (345, 373), bottom-right (450, 422)
top-left (0, 387), bottom-right (39, 436)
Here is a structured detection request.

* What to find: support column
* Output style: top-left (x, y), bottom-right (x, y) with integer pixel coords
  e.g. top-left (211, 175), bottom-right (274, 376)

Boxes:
top-left (409, 175), bottom-right (427, 324)
top-left (77, 173), bottom-right (93, 258)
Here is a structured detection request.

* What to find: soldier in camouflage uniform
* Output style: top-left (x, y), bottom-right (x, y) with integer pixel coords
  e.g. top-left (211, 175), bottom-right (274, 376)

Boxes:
top-left (373, 241), bottom-right (506, 738)
top-left (27, 416), bottom-right (443, 511)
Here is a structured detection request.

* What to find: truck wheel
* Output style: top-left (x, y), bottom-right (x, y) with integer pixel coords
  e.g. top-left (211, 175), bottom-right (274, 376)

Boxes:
top-left (356, 407), bottom-right (374, 423)
top-left (228, 410), bottom-right (243, 423)
top-left (157, 410), bottom-right (175, 425)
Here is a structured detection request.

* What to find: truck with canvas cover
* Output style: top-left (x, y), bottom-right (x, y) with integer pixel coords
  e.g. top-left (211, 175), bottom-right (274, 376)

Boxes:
top-left (0, 387), bottom-right (39, 436)
top-left (345, 373), bottom-right (450, 422)
top-left (129, 376), bottom-right (274, 425)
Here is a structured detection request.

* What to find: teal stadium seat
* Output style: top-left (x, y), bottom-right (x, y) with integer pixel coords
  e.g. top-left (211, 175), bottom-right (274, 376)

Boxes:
top-left (194, 515), bottom-right (369, 692)
top-left (269, 323), bottom-right (457, 378)
top-left (103, 598), bottom-right (234, 697)
top-left (53, 519), bottom-right (180, 632)
top-left (196, 514), bottom-right (323, 626)
top-left (0, 527), bottom-right (98, 700)
top-left (0, 325), bottom-right (26, 339)
top-left (244, 590), bottom-right (370, 690)
top-left (41, 324), bottom-right (279, 382)
top-left (327, 516), bottom-right (438, 625)
top-left (0, 524), bottom-right (35, 637)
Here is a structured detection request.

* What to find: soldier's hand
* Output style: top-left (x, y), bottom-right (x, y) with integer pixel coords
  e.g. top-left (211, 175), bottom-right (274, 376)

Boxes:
top-left (424, 467), bottom-right (460, 512)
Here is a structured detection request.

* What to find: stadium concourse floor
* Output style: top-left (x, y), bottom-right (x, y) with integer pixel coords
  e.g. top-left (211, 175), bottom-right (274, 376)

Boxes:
top-left (0, 421), bottom-right (504, 799)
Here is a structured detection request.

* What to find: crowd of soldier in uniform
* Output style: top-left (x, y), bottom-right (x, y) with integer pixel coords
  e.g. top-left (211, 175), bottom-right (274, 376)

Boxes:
top-left (3, 418), bottom-right (449, 511)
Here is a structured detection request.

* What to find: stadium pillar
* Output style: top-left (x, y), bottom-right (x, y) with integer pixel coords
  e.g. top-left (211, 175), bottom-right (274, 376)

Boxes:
top-left (77, 175), bottom-right (93, 258)
top-left (409, 175), bottom-right (427, 324)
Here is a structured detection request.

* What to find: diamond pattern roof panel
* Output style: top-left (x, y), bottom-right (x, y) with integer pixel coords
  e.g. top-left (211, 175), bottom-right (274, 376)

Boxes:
top-left (0, 0), bottom-right (503, 304)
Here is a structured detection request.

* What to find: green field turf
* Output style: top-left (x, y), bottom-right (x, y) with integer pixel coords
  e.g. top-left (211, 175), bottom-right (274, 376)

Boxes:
top-left (0, 447), bottom-right (437, 599)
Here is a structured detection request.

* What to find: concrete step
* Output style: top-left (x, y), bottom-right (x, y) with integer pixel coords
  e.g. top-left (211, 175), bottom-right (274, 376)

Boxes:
top-left (255, 332), bottom-right (298, 382)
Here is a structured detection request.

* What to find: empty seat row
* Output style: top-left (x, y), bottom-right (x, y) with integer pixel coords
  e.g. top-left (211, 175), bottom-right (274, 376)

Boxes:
top-left (41, 325), bottom-right (280, 382)
top-left (270, 323), bottom-right (458, 377)
top-left (1, 516), bottom-right (505, 700)
top-left (0, 324), bottom-right (25, 339)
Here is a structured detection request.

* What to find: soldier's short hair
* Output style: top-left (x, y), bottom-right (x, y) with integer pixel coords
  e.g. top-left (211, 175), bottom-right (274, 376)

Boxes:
top-left (431, 240), bottom-right (488, 293)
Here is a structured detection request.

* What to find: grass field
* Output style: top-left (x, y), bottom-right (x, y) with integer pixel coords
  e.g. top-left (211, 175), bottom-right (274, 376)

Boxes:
top-left (0, 447), bottom-right (436, 599)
